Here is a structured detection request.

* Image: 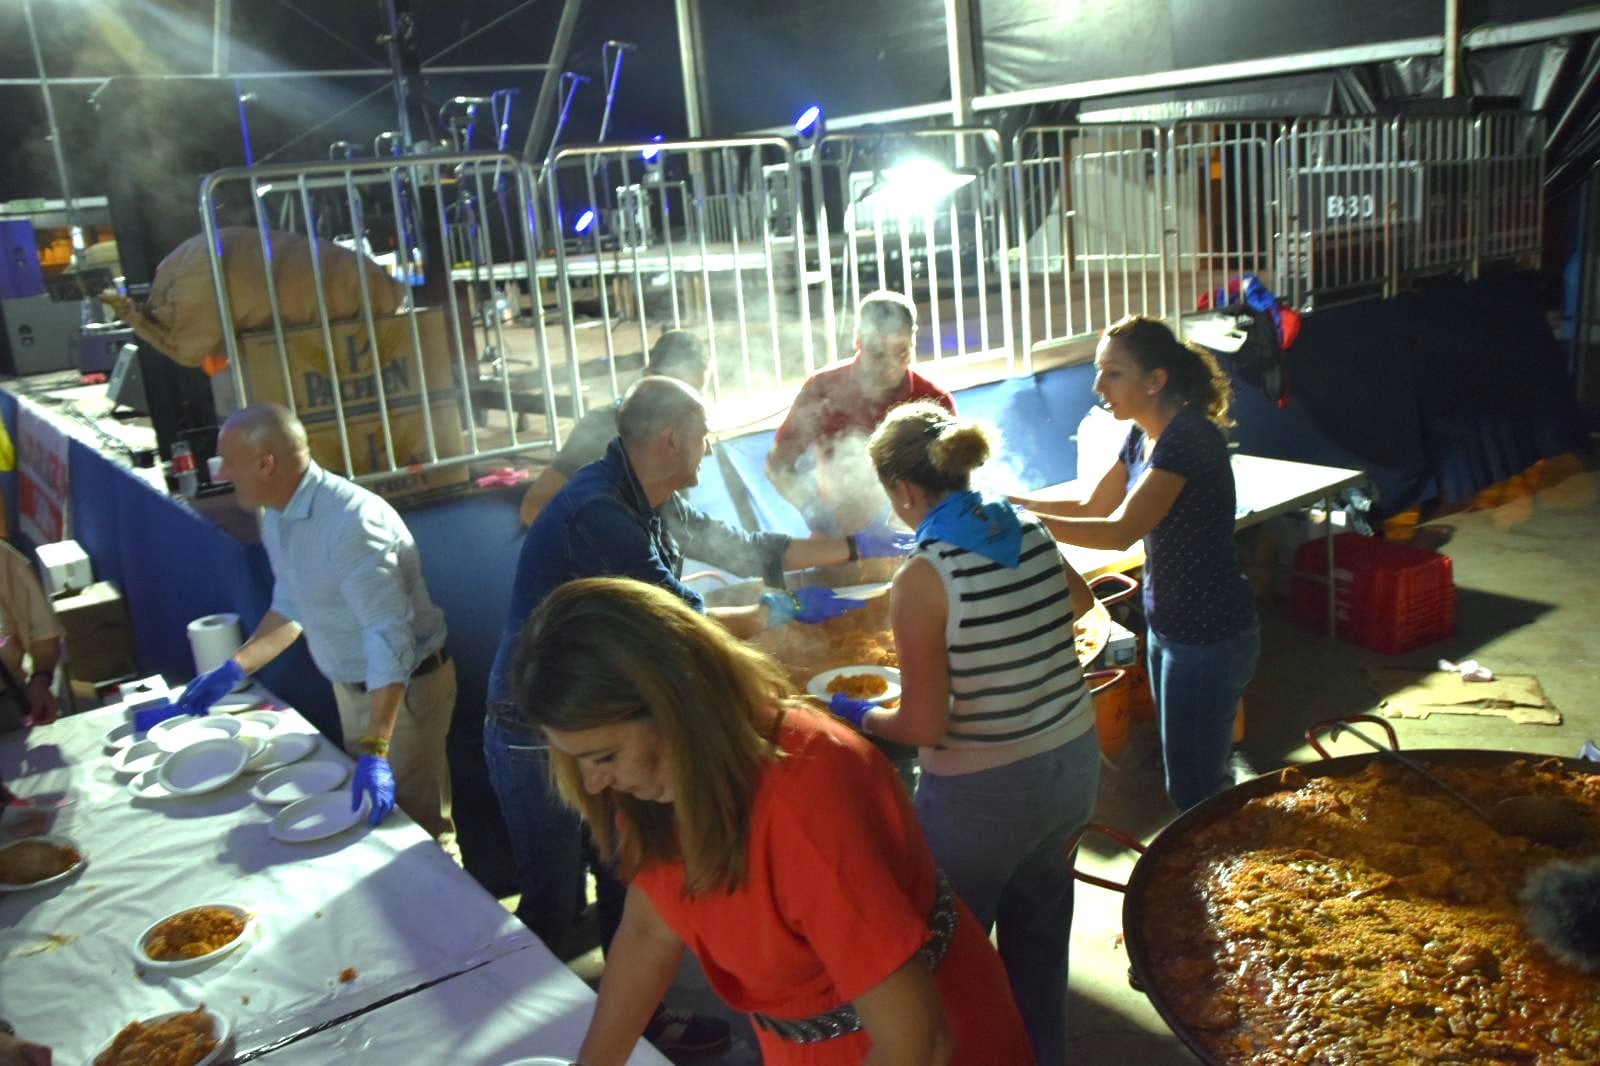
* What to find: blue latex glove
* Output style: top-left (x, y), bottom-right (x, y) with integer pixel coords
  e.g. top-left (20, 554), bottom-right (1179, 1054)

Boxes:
top-left (761, 587), bottom-right (867, 627)
top-left (175, 659), bottom-right (246, 716)
top-left (132, 698), bottom-right (183, 733)
top-left (852, 523), bottom-right (916, 559)
top-left (829, 693), bottom-right (874, 730)
top-left (352, 754), bottom-right (396, 826)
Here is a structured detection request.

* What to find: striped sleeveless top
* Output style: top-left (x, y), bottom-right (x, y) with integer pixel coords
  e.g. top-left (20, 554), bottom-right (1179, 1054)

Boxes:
top-left (914, 510), bottom-right (1096, 777)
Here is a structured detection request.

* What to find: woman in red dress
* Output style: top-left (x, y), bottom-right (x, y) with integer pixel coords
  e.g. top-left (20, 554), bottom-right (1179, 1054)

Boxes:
top-left (506, 576), bottom-right (1034, 1066)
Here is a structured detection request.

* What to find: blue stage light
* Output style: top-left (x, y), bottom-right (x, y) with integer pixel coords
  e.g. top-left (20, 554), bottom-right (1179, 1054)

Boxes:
top-left (794, 106), bottom-right (822, 136)
top-left (642, 134), bottom-right (665, 163)
top-left (574, 209), bottom-right (595, 234)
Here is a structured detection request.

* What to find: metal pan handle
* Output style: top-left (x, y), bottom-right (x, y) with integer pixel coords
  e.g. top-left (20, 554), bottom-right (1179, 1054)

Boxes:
top-left (1090, 571), bottom-right (1140, 608)
top-left (1067, 822), bottom-right (1147, 894)
top-left (1306, 714), bottom-right (1398, 759)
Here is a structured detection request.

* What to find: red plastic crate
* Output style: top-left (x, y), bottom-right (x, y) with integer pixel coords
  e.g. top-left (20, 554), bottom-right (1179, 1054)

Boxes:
top-left (1291, 533), bottom-right (1456, 653)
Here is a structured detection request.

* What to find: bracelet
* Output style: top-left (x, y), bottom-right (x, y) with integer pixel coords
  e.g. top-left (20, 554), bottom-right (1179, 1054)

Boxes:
top-left (846, 535), bottom-right (860, 562)
top-left (357, 735), bottom-right (391, 757)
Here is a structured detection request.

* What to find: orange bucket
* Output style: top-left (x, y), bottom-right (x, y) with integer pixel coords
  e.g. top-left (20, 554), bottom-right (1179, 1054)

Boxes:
top-left (1087, 668), bottom-right (1132, 758)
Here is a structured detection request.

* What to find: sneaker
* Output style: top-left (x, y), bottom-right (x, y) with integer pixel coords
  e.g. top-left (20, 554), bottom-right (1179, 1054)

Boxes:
top-left (1228, 747), bottom-right (1261, 785)
top-left (642, 1006), bottom-right (732, 1059)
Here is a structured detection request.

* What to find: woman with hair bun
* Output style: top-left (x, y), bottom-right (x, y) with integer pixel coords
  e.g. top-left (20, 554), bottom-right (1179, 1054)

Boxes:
top-left (825, 402), bottom-right (1100, 1066)
top-left (1015, 314), bottom-right (1259, 813)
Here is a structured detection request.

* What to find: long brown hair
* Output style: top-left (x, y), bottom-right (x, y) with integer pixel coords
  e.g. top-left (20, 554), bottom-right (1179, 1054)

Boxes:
top-left (508, 577), bottom-right (797, 895)
top-left (868, 401), bottom-right (999, 494)
top-left (1104, 314), bottom-right (1235, 429)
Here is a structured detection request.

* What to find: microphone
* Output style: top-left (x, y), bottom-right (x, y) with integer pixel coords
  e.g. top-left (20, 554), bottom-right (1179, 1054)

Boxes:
top-left (1522, 855), bottom-right (1600, 972)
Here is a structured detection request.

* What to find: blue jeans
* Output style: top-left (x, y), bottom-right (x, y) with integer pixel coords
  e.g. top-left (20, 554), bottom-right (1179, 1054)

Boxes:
top-left (483, 713), bottom-right (626, 952)
top-left (1148, 623), bottom-right (1260, 812)
top-left (914, 729), bottom-right (1101, 1066)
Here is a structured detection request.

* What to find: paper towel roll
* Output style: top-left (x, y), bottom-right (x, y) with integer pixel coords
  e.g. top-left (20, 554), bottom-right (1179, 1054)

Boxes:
top-left (188, 613), bottom-right (244, 682)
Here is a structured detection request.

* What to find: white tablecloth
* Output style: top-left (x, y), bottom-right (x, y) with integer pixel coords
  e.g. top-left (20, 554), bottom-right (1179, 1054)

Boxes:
top-left (0, 697), bottom-right (626, 1063)
top-left (253, 944), bottom-right (669, 1065)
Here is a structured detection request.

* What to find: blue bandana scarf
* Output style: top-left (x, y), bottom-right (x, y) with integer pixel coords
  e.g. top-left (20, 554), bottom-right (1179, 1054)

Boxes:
top-left (915, 490), bottom-right (1022, 568)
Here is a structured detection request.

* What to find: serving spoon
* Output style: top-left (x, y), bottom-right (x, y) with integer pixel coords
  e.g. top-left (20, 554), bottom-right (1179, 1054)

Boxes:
top-left (1335, 723), bottom-right (1590, 849)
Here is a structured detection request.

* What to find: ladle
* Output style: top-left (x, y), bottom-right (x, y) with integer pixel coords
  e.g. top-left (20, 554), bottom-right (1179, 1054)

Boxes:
top-left (1335, 723), bottom-right (1589, 849)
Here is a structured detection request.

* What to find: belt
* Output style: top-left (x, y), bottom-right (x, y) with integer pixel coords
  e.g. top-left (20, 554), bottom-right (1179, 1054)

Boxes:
top-left (351, 648), bottom-right (449, 693)
top-left (751, 871), bottom-right (957, 1045)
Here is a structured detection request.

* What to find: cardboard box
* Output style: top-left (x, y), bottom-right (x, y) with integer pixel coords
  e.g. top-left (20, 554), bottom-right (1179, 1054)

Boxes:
top-left (36, 539), bottom-right (93, 596)
top-left (55, 580), bottom-right (138, 684)
top-left (304, 397), bottom-right (470, 499)
top-left (219, 306), bottom-right (467, 419)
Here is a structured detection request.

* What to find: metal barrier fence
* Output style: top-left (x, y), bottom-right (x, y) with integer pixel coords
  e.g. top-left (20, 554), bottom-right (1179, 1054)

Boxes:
top-left (541, 137), bottom-right (806, 419)
top-left (1014, 113), bottom-right (1544, 355)
top-left (193, 112), bottom-right (1543, 491)
top-left (804, 127), bottom-right (1013, 373)
top-left (200, 152), bottom-right (559, 493)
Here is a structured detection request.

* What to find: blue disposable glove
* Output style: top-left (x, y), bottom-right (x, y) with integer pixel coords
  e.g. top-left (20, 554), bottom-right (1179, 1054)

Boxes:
top-left (761, 587), bottom-right (867, 627)
top-left (132, 698), bottom-right (183, 733)
top-left (352, 754), bottom-right (396, 826)
top-left (852, 523), bottom-right (916, 559)
top-left (175, 659), bottom-right (246, 717)
top-left (828, 693), bottom-right (875, 730)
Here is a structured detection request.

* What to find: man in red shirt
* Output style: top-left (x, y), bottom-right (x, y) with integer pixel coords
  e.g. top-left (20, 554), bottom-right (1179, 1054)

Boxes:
top-left (766, 290), bottom-right (956, 534)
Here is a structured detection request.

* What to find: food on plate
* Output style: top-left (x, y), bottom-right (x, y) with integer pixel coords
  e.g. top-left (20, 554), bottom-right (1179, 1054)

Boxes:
top-left (95, 1007), bottom-right (217, 1066)
top-left (1142, 758), bottom-right (1600, 1063)
top-left (0, 839), bottom-right (79, 885)
top-left (338, 966), bottom-right (358, 983)
top-left (143, 907), bottom-right (246, 961)
top-left (1073, 617), bottom-right (1094, 660)
top-left (825, 672), bottom-right (890, 699)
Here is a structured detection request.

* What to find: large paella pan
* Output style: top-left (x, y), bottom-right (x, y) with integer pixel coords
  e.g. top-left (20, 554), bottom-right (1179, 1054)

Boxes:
top-left (1075, 717), bottom-right (1600, 1065)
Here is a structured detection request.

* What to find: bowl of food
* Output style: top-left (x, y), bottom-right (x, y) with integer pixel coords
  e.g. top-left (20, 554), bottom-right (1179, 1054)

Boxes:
top-left (92, 1006), bottom-right (229, 1066)
top-left (135, 904), bottom-right (251, 970)
top-left (0, 834), bottom-right (86, 892)
top-left (806, 665), bottom-right (902, 704)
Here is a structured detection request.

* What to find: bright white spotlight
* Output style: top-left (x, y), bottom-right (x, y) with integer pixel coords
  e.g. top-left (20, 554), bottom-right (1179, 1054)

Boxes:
top-left (574, 209), bottom-right (595, 234)
top-left (793, 106), bottom-right (821, 136)
top-left (859, 158), bottom-right (976, 212)
top-left (641, 134), bottom-right (665, 163)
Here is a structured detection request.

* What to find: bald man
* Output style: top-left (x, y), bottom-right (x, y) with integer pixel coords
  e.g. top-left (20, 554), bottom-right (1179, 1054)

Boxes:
top-left (152, 404), bottom-right (455, 847)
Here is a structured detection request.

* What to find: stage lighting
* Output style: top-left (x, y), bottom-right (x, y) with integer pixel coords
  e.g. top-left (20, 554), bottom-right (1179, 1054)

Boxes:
top-left (793, 105), bottom-right (823, 159)
top-left (641, 134), bottom-right (665, 164)
top-left (858, 158), bottom-right (976, 213)
top-left (574, 209), bottom-right (596, 234)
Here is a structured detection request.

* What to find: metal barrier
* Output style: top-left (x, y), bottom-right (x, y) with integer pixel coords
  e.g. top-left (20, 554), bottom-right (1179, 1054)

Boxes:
top-left (199, 152), bottom-right (559, 492)
top-left (542, 137), bottom-right (807, 423)
top-left (806, 127), bottom-right (1013, 372)
top-left (1011, 124), bottom-right (1169, 362)
top-left (191, 112), bottom-right (1544, 493)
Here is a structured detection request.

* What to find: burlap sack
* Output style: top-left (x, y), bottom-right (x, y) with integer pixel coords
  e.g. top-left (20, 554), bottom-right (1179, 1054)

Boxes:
top-left (99, 227), bottom-right (407, 370)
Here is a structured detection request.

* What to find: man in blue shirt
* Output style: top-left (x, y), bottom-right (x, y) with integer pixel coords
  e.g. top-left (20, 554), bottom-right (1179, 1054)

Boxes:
top-left (486, 376), bottom-right (892, 1055)
top-left (155, 404), bottom-right (456, 849)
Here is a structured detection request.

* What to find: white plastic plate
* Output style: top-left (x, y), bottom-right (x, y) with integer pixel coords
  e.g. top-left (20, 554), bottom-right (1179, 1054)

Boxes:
top-left (110, 739), bottom-right (167, 777)
top-left (149, 714), bottom-right (243, 753)
top-left (497, 1059), bottom-right (581, 1066)
top-left (832, 582), bottom-right (892, 599)
top-left (127, 766), bottom-right (174, 800)
top-left (156, 738), bottom-right (251, 796)
top-left (806, 665), bottom-right (903, 704)
top-left (245, 732), bottom-right (317, 774)
top-left (134, 903), bottom-right (252, 971)
top-left (232, 710), bottom-right (281, 741)
top-left (269, 791), bottom-right (369, 844)
top-left (250, 760), bottom-right (349, 806)
top-left (90, 1007), bottom-right (230, 1066)
top-left (0, 834), bottom-right (87, 892)
top-left (102, 720), bottom-right (140, 751)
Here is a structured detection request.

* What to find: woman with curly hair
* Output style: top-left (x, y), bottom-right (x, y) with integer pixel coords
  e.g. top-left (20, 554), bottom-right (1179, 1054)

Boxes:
top-left (1015, 314), bottom-right (1259, 812)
